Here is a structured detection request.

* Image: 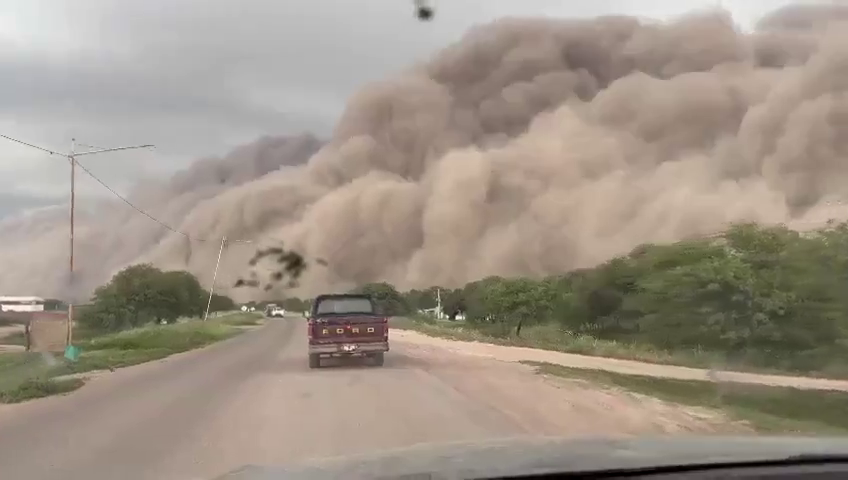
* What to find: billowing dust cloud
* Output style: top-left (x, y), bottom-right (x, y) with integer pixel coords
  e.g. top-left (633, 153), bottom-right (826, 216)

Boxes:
top-left (4, 3), bottom-right (848, 301)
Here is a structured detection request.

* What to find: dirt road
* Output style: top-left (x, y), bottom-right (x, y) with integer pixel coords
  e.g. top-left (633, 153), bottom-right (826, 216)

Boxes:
top-left (0, 324), bottom-right (25, 352)
top-left (392, 329), bottom-right (848, 392)
top-left (0, 320), bottom-right (743, 480)
top-left (0, 324), bottom-right (23, 340)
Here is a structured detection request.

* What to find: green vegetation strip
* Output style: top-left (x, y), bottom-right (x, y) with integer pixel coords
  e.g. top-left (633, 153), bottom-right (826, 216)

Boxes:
top-left (219, 314), bottom-right (264, 327)
top-left (0, 314), bottom-right (259, 404)
top-left (348, 223), bottom-right (848, 380)
top-left (523, 361), bottom-right (848, 435)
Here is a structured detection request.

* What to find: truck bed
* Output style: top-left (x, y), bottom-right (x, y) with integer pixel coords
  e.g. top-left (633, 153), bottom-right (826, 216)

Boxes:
top-left (308, 314), bottom-right (389, 367)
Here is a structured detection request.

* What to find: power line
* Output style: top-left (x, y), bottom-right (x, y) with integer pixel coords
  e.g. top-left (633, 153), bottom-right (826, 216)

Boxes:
top-left (3, 133), bottom-right (326, 285)
top-left (76, 162), bottom-right (338, 287)
top-left (75, 141), bottom-right (109, 153)
top-left (1, 133), bottom-right (157, 344)
top-left (72, 160), bottom-right (197, 239)
top-left (0, 133), bottom-right (64, 157)
top-left (1, 132), bottom-right (253, 250)
top-left (0, 133), bottom-right (251, 245)
top-left (72, 159), bottom-right (253, 244)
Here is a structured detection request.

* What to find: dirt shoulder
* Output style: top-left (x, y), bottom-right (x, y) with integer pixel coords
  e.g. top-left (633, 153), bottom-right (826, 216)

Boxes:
top-left (391, 329), bottom-right (848, 392)
top-left (398, 338), bottom-right (749, 436)
top-left (0, 325), bottom-right (24, 338)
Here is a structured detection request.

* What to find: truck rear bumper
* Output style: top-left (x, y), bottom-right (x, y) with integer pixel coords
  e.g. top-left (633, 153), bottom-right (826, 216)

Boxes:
top-left (308, 341), bottom-right (389, 356)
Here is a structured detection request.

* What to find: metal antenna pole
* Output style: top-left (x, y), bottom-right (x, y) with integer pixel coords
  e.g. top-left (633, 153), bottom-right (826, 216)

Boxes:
top-left (65, 141), bottom-right (154, 342)
top-left (0, 134), bottom-right (154, 346)
top-left (68, 139), bottom-right (76, 345)
top-left (204, 236), bottom-right (226, 321)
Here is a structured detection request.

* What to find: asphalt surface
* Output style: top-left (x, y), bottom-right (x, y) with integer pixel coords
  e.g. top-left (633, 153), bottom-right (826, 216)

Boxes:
top-left (0, 320), bottom-right (548, 480)
top-left (0, 319), bottom-right (743, 480)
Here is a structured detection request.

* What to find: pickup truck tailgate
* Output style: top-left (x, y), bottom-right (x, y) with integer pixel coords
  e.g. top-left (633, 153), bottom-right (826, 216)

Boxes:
top-left (309, 315), bottom-right (387, 343)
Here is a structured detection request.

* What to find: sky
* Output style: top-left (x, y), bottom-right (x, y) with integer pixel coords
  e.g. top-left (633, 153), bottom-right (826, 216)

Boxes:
top-left (0, 0), bottom-right (799, 217)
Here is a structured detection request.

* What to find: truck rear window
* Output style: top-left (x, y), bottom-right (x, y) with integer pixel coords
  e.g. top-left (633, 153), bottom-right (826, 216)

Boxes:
top-left (314, 297), bottom-right (375, 315)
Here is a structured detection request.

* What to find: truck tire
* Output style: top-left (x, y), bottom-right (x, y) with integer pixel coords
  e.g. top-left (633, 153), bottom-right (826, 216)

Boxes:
top-left (309, 354), bottom-right (321, 369)
top-left (372, 353), bottom-right (384, 367)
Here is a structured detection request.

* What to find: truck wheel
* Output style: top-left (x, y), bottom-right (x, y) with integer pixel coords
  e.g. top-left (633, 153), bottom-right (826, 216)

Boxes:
top-left (309, 354), bottom-right (321, 369)
top-left (372, 353), bottom-right (384, 367)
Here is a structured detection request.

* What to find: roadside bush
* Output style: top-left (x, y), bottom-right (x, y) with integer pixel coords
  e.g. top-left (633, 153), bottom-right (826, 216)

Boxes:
top-left (391, 222), bottom-right (848, 376)
top-left (78, 264), bottom-right (236, 333)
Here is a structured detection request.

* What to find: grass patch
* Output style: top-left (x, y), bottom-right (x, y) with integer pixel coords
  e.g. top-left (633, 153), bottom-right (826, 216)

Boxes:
top-left (391, 316), bottom-right (468, 332)
top-left (524, 361), bottom-right (848, 434)
top-left (0, 352), bottom-right (54, 391)
top-left (219, 313), bottom-right (263, 327)
top-left (76, 321), bottom-right (238, 353)
top-left (0, 352), bottom-right (79, 403)
top-left (0, 377), bottom-right (84, 404)
top-left (0, 320), bottom-right (243, 403)
top-left (49, 348), bottom-right (176, 376)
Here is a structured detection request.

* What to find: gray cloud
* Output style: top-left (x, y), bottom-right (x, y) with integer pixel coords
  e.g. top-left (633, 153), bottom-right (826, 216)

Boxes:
top-left (2, 0), bottom-right (768, 200)
top-left (0, 192), bottom-right (60, 220)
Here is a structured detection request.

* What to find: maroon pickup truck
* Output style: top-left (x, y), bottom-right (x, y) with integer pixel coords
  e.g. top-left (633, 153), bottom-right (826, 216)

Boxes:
top-left (307, 293), bottom-right (389, 369)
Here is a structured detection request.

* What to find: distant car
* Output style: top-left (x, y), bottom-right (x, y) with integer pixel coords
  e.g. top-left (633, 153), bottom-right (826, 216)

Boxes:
top-left (270, 308), bottom-right (285, 318)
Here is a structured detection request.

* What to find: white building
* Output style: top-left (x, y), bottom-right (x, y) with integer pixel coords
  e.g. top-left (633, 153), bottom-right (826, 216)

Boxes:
top-left (419, 306), bottom-right (465, 321)
top-left (0, 296), bottom-right (46, 312)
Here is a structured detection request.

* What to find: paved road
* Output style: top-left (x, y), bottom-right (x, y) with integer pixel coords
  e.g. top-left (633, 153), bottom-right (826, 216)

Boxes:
top-left (0, 319), bottom-right (736, 480)
top-left (0, 320), bottom-right (519, 480)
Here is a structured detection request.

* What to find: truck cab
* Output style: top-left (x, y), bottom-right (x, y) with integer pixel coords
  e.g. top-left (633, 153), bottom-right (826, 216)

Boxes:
top-left (307, 294), bottom-right (389, 369)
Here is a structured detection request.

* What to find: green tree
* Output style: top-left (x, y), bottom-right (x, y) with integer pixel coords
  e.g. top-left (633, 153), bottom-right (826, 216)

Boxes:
top-left (355, 282), bottom-right (410, 315)
top-left (403, 288), bottom-right (438, 311)
top-left (281, 297), bottom-right (309, 312)
top-left (208, 293), bottom-right (237, 313)
top-left (479, 277), bottom-right (555, 337)
top-left (440, 288), bottom-right (466, 320)
top-left (462, 276), bottom-right (505, 323)
top-left (81, 264), bottom-right (208, 332)
top-left (153, 270), bottom-right (206, 323)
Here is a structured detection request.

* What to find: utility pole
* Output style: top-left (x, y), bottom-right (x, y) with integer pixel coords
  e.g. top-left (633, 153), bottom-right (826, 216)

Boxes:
top-left (436, 287), bottom-right (442, 320)
top-left (67, 140), bottom-right (155, 343)
top-left (202, 237), bottom-right (254, 321)
top-left (69, 139), bottom-right (76, 339)
top-left (0, 134), bottom-right (153, 345)
top-left (204, 236), bottom-right (227, 322)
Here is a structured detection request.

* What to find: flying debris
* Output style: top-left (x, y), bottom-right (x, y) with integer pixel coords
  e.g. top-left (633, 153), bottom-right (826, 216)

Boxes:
top-left (413, 0), bottom-right (434, 21)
